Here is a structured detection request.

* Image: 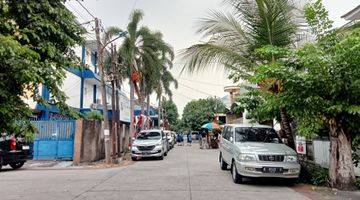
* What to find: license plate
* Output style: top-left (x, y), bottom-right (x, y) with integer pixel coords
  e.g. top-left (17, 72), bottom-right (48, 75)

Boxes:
top-left (22, 145), bottom-right (30, 150)
top-left (142, 152), bottom-right (150, 155)
top-left (263, 167), bottom-right (283, 173)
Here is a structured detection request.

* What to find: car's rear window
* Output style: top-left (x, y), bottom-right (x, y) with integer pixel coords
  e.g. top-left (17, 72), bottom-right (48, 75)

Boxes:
top-left (235, 127), bottom-right (282, 143)
top-left (137, 132), bottom-right (161, 140)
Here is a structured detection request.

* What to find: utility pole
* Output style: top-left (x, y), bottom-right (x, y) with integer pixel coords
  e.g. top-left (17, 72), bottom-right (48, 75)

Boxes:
top-left (110, 44), bottom-right (118, 163)
top-left (95, 18), bottom-right (111, 164)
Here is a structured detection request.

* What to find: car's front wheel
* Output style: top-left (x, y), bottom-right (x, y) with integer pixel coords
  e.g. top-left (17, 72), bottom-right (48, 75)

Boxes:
top-left (219, 153), bottom-right (228, 170)
top-left (131, 156), bottom-right (137, 161)
top-left (231, 162), bottom-right (243, 184)
top-left (164, 149), bottom-right (168, 156)
top-left (9, 161), bottom-right (25, 170)
top-left (158, 153), bottom-right (164, 160)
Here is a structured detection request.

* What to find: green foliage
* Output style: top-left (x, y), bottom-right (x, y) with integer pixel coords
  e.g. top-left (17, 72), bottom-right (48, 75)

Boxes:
top-left (0, 1), bottom-right (85, 139)
top-left (355, 178), bottom-right (360, 189)
top-left (353, 135), bottom-right (360, 167)
top-left (300, 162), bottom-right (329, 186)
top-left (236, 88), bottom-right (280, 123)
top-left (162, 100), bottom-right (179, 127)
top-left (304, 0), bottom-right (333, 39)
top-left (182, 97), bottom-right (226, 131)
top-left (118, 10), bottom-right (177, 103)
top-left (85, 110), bottom-right (104, 121)
top-left (181, 0), bottom-right (297, 75)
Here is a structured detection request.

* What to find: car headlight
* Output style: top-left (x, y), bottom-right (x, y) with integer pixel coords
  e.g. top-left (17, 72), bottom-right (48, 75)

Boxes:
top-left (238, 154), bottom-right (256, 161)
top-left (285, 155), bottom-right (298, 163)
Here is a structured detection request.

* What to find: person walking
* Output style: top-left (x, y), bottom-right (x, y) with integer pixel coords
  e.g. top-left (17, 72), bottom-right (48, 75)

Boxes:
top-left (198, 132), bottom-right (203, 149)
top-left (187, 133), bottom-right (192, 146)
top-left (200, 130), bottom-right (207, 149)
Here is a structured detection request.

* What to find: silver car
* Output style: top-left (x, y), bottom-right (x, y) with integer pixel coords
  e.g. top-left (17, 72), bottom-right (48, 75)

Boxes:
top-left (219, 124), bottom-right (300, 183)
top-left (131, 130), bottom-right (168, 161)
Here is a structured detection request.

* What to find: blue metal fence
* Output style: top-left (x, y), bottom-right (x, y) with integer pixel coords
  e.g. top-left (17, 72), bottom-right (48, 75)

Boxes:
top-left (31, 120), bottom-right (76, 160)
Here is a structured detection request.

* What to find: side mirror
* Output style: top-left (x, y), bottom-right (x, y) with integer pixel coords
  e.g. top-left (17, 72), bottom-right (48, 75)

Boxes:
top-left (230, 136), bottom-right (234, 143)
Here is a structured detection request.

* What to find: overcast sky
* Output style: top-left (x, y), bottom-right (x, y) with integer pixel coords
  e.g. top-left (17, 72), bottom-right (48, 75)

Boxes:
top-left (66, 0), bottom-right (359, 115)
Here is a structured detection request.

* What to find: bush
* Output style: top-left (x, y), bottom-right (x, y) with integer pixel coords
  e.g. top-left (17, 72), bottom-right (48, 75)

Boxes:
top-left (355, 178), bottom-right (360, 189)
top-left (299, 161), bottom-right (329, 186)
top-left (85, 110), bottom-right (103, 121)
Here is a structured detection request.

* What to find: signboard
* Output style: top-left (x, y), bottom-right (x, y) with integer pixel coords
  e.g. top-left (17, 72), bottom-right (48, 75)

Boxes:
top-left (296, 140), bottom-right (307, 155)
top-left (119, 91), bottom-right (131, 123)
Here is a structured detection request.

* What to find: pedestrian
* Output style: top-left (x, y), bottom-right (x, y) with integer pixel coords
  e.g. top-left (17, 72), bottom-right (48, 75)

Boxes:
top-left (200, 130), bottom-right (207, 149)
top-left (187, 133), bottom-right (192, 146)
top-left (177, 132), bottom-right (183, 146)
top-left (198, 132), bottom-right (203, 149)
top-left (205, 131), bottom-right (210, 149)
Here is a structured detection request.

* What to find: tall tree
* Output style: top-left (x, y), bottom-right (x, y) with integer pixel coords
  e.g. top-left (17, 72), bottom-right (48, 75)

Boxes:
top-left (118, 10), bottom-right (177, 132)
top-left (162, 99), bottom-right (179, 128)
top-left (181, 0), bottom-right (298, 149)
top-left (0, 0), bottom-right (84, 140)
top-left (252, 0), bottom-right (360, 190)
top-left (182, 98), bottom-right (226, 131)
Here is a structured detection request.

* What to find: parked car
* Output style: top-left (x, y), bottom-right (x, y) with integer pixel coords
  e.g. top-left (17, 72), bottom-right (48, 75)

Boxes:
top-left (219, 124), bottom-right (300, 184)
top-left (164, 130), bottom-right (175, 149)
top-left (131, 130), bottom-right (168, 161)
top-left (0, 135), bottom-right (33, 171)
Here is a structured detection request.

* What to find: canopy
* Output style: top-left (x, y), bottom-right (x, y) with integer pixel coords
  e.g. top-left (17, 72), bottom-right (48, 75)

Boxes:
top-left (201, 122), bottom-right (220, 130)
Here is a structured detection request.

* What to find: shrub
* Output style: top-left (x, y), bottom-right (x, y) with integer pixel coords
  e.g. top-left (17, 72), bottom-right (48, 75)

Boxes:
top-left (355, 178), bottom-right (360, 189)
top-left (85, 110), bottom-right (103, 121)
top-left (299, 161), bottom-right (329, 186)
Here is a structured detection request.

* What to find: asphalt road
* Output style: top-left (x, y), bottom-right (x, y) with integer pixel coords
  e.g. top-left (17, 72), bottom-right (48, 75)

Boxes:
top-left (0, 143), bottom-right (347, 200)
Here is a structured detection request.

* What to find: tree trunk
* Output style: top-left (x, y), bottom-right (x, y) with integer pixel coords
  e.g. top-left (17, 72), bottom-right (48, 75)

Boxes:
top-left (127, 80), bottom-right (135, 153)
top-left (280, 107), bottom-right (295, 150)
top-left (115, 79), bottom-right (122, 157)
top-left (158, 98), bottom-right (162, 129)
top-left (329, 118), bottom-right (356, 190)
top-left (111, 80), bottom-right (117, 162)
top-left (146, 95), bottom-right (151, 129)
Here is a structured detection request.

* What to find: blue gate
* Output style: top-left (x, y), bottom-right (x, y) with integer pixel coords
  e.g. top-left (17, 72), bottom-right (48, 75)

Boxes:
top-left (31, 120), bottom-right (76, 160)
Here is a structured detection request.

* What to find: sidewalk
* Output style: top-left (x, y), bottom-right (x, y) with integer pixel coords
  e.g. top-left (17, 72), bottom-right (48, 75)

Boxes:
top-left (23, 158), bottom-right (134, 170)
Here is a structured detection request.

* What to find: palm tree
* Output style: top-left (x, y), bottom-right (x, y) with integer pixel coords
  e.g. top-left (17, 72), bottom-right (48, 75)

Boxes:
top-left (181, 0), bottom-right (298, 148)
top-left (117, 9), bottom-right (177, 143)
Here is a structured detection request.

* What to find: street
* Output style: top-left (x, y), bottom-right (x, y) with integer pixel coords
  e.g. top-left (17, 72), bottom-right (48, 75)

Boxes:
top-left (0, 144), bottom-right (329, 200)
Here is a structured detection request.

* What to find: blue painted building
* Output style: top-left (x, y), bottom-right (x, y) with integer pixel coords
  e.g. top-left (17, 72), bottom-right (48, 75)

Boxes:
top-left (27, 41), bottom-right (131, 124)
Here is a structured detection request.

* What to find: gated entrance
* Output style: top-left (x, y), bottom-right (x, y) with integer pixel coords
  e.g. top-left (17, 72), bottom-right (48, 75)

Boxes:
top-left (31, 120), bottom-right (76, 160)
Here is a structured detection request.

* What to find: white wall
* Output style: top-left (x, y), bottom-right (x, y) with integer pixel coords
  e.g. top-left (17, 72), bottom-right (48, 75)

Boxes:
top-left (61, 71), bottom-right (81, 108)
top-left (84, 47), bottom-right (96, 73)
top-left (22, 85), bottom-right (43, 109)
top-left (83, 79), bottom-right (95, 109)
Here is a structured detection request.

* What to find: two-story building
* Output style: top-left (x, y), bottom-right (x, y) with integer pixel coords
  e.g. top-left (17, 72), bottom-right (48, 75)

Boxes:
top-left (26, 40), bottom-right (131, 124)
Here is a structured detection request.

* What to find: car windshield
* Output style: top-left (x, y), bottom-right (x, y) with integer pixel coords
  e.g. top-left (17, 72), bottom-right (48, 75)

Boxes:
top-left (235, 127), bottom-right (282, 143)
top-left (137, 132), bottom-right (161, 140)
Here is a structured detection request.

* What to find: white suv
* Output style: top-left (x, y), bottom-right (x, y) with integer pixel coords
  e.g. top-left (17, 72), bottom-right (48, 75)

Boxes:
top-left (131, 130), bottom-right (168, 161)
top-left (219, 124), bottom-right (300, 183)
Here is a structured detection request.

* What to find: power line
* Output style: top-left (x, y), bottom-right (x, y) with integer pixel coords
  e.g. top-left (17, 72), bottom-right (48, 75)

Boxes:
top-left (67, 1), bottom-right (91, 23)
top-left (173, 92), bottom-right (195, 101)
top-left (177, 76), bottom-right (227, 87)
top-left (76, 0), bottom-right (96, 19)
top-left (132, 0), bottom-right (139, 11)
top-left (177, 82), bottom-right (213, 96)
